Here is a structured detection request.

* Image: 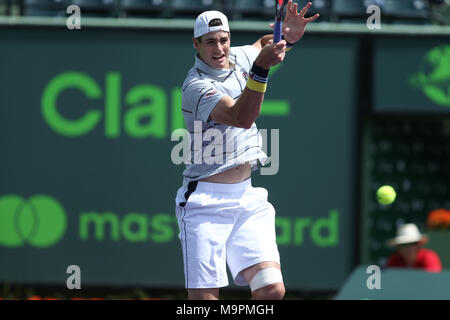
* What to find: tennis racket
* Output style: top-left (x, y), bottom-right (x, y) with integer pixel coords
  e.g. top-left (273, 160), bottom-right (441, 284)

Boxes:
top-left (274, 0), bottom-right (289, 43)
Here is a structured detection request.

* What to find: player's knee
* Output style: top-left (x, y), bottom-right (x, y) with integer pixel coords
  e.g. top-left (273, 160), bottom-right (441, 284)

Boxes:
top-left (249, 267), bottom-right (284, 300)
top-left (252, 282), bottom-right (285, 300)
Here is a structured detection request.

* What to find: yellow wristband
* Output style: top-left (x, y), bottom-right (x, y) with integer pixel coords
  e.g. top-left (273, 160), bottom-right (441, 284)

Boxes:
top-left (246, 78), bottom-right (267, 93)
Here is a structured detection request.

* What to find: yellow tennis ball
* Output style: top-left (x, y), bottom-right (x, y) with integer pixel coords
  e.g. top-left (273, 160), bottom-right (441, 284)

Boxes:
top-left (376, 185), bottom-right (396, 205)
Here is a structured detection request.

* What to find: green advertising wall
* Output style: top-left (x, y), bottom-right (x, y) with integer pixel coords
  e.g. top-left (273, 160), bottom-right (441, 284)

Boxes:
top-left (374, 37), bottom-right (450, 113)
top-left (0, 20), bottom-right (357, 290)
top-left (1, 17), bottom-right (449, 291)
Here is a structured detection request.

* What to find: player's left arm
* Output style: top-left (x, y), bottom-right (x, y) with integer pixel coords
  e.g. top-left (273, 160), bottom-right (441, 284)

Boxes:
top-left (270, 1), bottom-right (320, 45)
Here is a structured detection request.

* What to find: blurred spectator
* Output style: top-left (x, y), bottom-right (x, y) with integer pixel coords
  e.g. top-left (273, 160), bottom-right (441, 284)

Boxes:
top-left (385, 223), bottom-right (442, 272)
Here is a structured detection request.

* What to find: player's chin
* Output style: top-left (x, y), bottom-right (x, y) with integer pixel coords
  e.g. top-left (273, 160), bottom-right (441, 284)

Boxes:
top-left (211, 55), bottom-right (227, 69)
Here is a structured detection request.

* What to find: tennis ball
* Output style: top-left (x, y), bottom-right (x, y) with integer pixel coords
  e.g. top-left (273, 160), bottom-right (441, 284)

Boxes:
top-left (376, 185), bottom-right (396, 205)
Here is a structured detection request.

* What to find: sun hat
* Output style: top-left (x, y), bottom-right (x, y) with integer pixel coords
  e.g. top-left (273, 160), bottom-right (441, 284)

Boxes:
top-left (194, 11), bottom-right (230, 38)
top-left (387, 223), bottom-right (428, 247)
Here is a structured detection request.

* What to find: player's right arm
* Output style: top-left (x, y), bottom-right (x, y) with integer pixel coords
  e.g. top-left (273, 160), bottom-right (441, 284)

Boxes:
top-left (210, 41), bottom-right (286, 129)
top-left (251, 34), bottom-right (274, 52)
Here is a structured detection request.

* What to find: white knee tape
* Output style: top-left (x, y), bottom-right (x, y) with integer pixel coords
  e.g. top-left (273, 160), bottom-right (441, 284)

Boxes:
top-left (249, 267), bottom-right (283, 292)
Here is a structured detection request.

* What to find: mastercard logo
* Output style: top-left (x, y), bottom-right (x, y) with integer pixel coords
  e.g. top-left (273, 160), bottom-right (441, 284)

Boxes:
top-left (0, 195), bottom-right (67, 248)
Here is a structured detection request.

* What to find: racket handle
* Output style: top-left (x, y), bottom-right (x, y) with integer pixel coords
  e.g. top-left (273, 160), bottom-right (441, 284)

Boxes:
top-left (274, 20), bottom-right (282, 43)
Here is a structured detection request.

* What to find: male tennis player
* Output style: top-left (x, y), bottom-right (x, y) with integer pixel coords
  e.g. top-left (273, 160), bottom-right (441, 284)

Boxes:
top-left (175, 1), bottom-right (318, 300)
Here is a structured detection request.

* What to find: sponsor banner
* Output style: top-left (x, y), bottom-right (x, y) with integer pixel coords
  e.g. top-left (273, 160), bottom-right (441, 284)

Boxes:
top-left (0, 27), bottom-right (357, 290)
top-left (375, 38), bottom-right (450, 113)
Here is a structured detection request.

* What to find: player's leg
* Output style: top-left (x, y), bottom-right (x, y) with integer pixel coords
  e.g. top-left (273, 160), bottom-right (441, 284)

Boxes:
top-left (226, 185), bottom-right (284, 299)
top-left (175, 183), bottom-right (235, 299)
top-left (240, 261), bottom-right (285, 300)
top-left (188, 288), bottom-right (220, 300)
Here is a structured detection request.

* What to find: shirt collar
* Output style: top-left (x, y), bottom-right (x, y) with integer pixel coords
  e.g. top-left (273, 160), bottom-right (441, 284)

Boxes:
top-left (194, 54), bottom-right (234, 80)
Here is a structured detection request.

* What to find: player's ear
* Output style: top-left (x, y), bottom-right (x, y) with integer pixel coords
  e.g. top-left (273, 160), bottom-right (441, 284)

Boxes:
top-left (192, 37), bottom-right (200, 50)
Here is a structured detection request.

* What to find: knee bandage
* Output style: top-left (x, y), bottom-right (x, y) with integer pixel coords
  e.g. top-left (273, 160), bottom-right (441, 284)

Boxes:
top-left (249, 267), bottom-right (283, 292)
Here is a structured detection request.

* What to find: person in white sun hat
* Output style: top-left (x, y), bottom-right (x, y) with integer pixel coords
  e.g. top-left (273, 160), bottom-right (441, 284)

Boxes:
top-left (385, 223), bottom-right (442, 273)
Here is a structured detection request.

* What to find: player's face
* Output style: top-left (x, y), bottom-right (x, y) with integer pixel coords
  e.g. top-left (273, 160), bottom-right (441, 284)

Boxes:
top-left (193, 31), bottom-right (231, 70)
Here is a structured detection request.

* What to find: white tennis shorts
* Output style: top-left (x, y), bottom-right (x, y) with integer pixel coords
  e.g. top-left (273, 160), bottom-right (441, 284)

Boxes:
top-left (175, 178), bottom-right (280, 289)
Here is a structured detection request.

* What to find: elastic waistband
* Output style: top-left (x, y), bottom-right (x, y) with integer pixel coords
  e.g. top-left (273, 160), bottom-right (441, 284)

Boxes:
top-left (194, 178), bottom-right (252, 193)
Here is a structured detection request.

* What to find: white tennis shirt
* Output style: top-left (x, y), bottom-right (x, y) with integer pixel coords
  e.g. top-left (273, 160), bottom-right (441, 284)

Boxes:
top-left (181, 45), bottom-right (268, 187)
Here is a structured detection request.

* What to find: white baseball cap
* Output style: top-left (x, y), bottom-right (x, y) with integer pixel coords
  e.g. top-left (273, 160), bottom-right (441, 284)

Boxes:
top-left (194, 10), bottom-right (230, 38)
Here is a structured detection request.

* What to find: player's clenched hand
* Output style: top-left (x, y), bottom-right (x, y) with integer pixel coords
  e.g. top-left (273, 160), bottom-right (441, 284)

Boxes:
top-left (269, 1), bottom-right (319, 44)
top-left (253, 40), bottom-right (286, 69)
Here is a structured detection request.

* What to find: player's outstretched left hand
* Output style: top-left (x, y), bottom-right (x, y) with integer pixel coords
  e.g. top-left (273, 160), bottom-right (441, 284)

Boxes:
top-left (269, 1), bottom-right (320, 44)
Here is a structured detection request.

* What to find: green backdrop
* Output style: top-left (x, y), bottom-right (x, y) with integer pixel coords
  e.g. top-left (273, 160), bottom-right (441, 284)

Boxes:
top-left (1, 18), bottom-right (449, 291)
